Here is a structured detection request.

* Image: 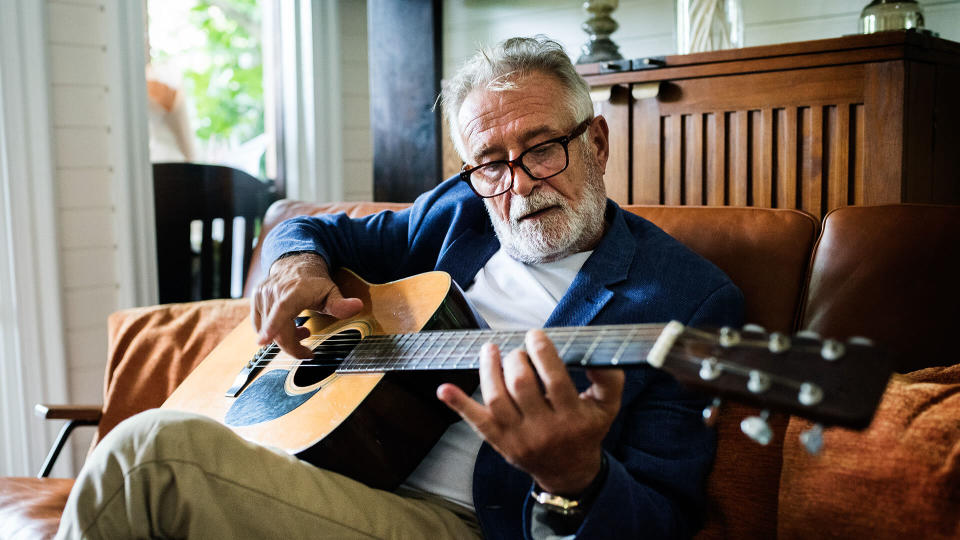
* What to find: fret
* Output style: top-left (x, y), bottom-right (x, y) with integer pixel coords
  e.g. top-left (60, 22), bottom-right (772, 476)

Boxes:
top-left (398, 333), bottom-right (429, 371)
top-left (390, 333), bottom-right (415, 370)
top-left (465, 332), bottom-right (483, 369)
top-left (416, 332), bottom-right (441, 370)
top-left (500, 331), bottom-right (525, 354)
top-left (434, 331), bottom-right (456, 370)
top-left (558, 327), bottom-right (579, 359)
top-left (449, 331), bottom-right (467, 369)
top-left (610, 326), bottom-right (638, 366)
top-left (580, 328), bottom-right (606, 366)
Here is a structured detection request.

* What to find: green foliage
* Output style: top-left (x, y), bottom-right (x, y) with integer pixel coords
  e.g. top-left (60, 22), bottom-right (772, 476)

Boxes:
top-left (181, 0), bottom-right (264, 144)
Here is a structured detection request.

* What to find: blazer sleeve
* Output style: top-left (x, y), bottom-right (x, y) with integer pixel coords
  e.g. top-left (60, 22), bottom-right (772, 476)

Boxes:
top-left (258, 178), bottom-right (478, 284)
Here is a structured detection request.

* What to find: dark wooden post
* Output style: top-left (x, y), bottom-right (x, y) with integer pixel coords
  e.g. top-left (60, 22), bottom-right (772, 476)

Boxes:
top-left (368, 0), bottom-right (443, 202)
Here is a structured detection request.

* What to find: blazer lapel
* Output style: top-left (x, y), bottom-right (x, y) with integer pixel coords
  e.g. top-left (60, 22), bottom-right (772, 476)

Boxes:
top-left (434, 229), bottom-right (500, 290)
top-left (545, 201), bottom-right (633, 328)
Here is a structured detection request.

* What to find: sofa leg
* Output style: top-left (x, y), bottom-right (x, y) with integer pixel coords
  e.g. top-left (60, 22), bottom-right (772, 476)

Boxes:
top-left (38, 419), bottom-right (97, 478)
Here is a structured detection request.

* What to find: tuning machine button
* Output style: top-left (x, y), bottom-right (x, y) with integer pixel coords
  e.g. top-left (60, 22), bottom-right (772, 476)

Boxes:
top-left (719, 327), bottom-right (741, 347)
top-left (747, 370), bottom-right (771, 394)
top-left (799, 423), bottom-right (824, 455)
top-left (768, 332), bottom-right (791, 354)
top-left (848, 336), bottom-right (874, 346)
top-left (821, 339), bottom-right (845, 361)
top-left (742, 323), bottom-right (766, 333)
top-left (741, 410), bottom-right (773, 445)
top-left (796, 330), bottom-right (821, 340)
top-left (702, 397), bottom-right (722, 427)
top-left (699, 358), bottom-right (722, 380)
top-left (798, 382), bottom-right (823, 406)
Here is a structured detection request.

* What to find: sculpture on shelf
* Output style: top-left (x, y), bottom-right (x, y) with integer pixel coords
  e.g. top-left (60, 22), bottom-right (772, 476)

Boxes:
top-left (576, 0), bottom-right (623, 64)
top-left (676, 0), bottom-right (743, 54)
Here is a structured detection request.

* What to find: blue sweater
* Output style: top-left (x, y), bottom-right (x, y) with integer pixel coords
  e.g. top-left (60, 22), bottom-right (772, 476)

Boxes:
top-left (262, 177), bottom-right (744, 539)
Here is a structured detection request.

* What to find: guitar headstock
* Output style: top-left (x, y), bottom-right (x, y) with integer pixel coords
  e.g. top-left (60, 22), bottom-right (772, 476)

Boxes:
top-left (648, 322), bottom-right (895, 431)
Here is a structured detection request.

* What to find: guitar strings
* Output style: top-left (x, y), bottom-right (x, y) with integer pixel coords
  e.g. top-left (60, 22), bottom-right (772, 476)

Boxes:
top-left (251, 337), bottom-right (662, 369)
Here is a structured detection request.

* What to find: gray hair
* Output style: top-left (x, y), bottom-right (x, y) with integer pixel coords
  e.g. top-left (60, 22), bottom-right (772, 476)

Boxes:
top-left (440, 36), bottom-right (594, 162)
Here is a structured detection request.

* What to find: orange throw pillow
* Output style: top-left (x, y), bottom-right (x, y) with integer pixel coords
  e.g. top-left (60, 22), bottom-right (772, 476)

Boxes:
top-left (778, 363), bottom-right (960, 539)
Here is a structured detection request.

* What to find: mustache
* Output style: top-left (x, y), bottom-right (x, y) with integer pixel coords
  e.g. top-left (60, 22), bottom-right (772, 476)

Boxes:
top-left (508, 191), bottom-right (566, 222)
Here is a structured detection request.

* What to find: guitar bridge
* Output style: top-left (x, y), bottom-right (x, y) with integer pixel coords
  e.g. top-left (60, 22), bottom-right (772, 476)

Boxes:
top-left (226, 316), bottom-right (310, 397)
top-left (225, 348), bottom-right (271, 397)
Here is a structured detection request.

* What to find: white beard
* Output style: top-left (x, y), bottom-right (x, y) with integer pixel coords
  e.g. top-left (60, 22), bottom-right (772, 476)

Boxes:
top-left (484, 156), bottom-right (607, 264)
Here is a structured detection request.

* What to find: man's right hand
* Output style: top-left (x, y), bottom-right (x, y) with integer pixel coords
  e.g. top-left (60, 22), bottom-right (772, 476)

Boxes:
top-left (251, 252), bottom-right (364, 359)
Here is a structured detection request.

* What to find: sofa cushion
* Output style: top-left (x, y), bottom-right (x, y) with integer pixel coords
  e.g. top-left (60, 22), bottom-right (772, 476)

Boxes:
top-left (0, 478), bottom-right (73, 540)
top-left (800, 204), bottom-right (960, 372)
top-left (98, 298), bottom-right (250, 444)
top-left (778, 363), bottom-right (960, 539)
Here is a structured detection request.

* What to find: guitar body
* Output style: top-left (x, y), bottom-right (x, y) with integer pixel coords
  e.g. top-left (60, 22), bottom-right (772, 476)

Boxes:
top-left (162, 269), bottom-right (482, 490)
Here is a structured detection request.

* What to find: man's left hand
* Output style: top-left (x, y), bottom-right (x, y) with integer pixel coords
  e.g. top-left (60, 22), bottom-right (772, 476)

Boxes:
top-left (438, 329), bottom-right (625, 495)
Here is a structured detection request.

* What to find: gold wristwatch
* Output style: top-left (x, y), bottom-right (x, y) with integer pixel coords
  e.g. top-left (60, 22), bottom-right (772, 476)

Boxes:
top-left (530, 455), bottom-right (608, 516)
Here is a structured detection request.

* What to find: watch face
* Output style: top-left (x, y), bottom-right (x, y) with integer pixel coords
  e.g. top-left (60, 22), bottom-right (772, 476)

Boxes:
top-left (532, 490), bottom-right (582, 516)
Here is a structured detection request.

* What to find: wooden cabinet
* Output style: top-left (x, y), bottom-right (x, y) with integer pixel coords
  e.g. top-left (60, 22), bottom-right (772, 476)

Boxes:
top-left (579, 31), bottom-right (960, 217)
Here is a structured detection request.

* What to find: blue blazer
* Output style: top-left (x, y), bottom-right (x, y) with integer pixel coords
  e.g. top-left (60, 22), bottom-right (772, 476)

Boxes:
top-left (262, 177), bottom-right (744, 539)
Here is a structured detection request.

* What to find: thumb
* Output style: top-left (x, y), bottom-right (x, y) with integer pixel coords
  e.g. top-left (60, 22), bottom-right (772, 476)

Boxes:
top-left (322, 286), bottom-right (364, 319)
top-left (583, 369), bottom-right (625, 411)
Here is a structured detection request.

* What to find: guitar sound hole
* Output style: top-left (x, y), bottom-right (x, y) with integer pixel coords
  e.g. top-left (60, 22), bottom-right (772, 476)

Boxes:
top-left (292, 329), bottom-right (362, 387)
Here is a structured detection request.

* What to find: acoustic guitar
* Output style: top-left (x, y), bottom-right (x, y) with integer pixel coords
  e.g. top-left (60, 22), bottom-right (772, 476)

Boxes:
top-left (162, 268), bottom-right (894, 490)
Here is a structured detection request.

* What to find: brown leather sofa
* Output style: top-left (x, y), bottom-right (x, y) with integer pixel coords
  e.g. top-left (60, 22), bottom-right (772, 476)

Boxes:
top-left (1, 201), bottom-right (957, 539)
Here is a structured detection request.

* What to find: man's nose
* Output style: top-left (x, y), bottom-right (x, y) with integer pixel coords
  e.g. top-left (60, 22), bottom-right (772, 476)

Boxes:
top-left (510, 164), bottom-right (538, 197)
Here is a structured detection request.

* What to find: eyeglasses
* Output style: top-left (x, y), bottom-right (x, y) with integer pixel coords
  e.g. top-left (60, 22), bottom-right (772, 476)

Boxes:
top-left (459, 118), bottom-right (593, 198)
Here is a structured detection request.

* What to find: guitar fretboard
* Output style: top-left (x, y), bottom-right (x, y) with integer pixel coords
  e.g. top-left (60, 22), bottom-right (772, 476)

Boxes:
top-left (336, 323), bottom-right (667, 372)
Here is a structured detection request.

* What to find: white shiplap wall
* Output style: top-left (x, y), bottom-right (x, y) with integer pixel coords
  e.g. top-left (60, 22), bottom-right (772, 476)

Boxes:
top-left (47, 0), bottom-right (118, 471)
top-left (340, 0), bottom-right (373, 201)
top-left (442, 0), bottom-right (960, 76)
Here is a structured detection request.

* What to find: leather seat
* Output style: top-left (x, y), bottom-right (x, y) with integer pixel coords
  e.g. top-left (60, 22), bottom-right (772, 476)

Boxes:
top-left (800, 204), bottom-right (960, 373)
top-left (0, 478), bottom-right (73, 540)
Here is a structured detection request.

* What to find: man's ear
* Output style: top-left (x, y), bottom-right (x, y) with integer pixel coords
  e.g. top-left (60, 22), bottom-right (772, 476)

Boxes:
top-left (590, 115), bottom-right (610, 173)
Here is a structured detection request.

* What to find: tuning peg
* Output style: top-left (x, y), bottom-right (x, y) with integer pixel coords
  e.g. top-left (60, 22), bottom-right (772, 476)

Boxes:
top-left (799, 423), bottom-right (824, 455)
top-left (741, 410), bottom-right (773, 445)
top-left (699, 358), bottom-right (722, 380)
top-left (703, 398), bottom-right (723, 427)
top-left (796, 330), bottom-right (821, 340)
top-left (821, 339), bottom-right (845, 361)
top-left (742, 323), bottom-right (766, 333)
top-left (768, 332), bottom-right (791, 353)
top-left (848, 336), bottom-right (874, 347)
top-left (798, 382), bottom-right (823, 406)
top-left (702, 397), bottom-right (722, 427)
top-left (719, 327), bottom-right (741, 347)
top-left (747, 370), bottom-right (771, 394)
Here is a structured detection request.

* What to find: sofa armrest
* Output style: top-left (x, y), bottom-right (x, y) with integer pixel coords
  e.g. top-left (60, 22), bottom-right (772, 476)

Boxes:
top-left (97, 298), bottom-right (250, 445)
top-left (34, 404), bottom-right (102, 422)
top-left (33, 405), bottom-right (102, 478)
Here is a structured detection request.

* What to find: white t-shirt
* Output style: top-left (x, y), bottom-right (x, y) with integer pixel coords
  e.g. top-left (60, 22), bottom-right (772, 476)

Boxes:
top-left (399, 248), bottom-right (592, 509)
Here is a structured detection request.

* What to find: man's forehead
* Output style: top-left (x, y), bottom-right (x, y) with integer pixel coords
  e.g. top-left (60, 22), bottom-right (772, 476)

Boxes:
top-left (457, 75), bottom-right (573, 157)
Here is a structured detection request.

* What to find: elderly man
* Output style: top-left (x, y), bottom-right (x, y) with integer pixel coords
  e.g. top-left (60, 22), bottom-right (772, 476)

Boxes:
top-left (57, 37), bottom-right (742, 539)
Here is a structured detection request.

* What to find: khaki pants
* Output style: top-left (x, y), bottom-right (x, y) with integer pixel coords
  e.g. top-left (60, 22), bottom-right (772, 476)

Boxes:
top-left (56, 409), bottom-right (483, 539)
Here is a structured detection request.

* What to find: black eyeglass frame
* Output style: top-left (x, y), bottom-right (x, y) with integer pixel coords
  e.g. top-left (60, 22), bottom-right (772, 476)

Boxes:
top-left (458, 117), bottom-right (593, 198)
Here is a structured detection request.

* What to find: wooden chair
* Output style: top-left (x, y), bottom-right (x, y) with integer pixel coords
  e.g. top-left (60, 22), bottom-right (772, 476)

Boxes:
top-left (153, 162), bottom-right (277, 303)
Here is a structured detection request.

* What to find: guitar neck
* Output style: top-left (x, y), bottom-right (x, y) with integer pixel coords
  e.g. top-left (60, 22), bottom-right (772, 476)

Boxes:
top-left (338, 323), bottom-right (667, 372)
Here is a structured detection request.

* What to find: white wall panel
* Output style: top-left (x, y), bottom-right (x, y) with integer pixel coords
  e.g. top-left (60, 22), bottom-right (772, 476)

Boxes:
top-left (56, 168), bottom-right (113, 208)
top-left (54, 127), bottom-right (111, 167)
top-left (61, 248), bottom-right (118, 289)
top-left (64, 286), bottom-right (119, 332)
top-left (49, 2), bottom-right (107, 46)
top-left (59, 208), bottom-right (116, 249)
top-left (53, 86), bottom-right (109, 127)
top-left (49, 44), bottom-right (107, 85)
top-left (66, 326), bottom-right (109, 371)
